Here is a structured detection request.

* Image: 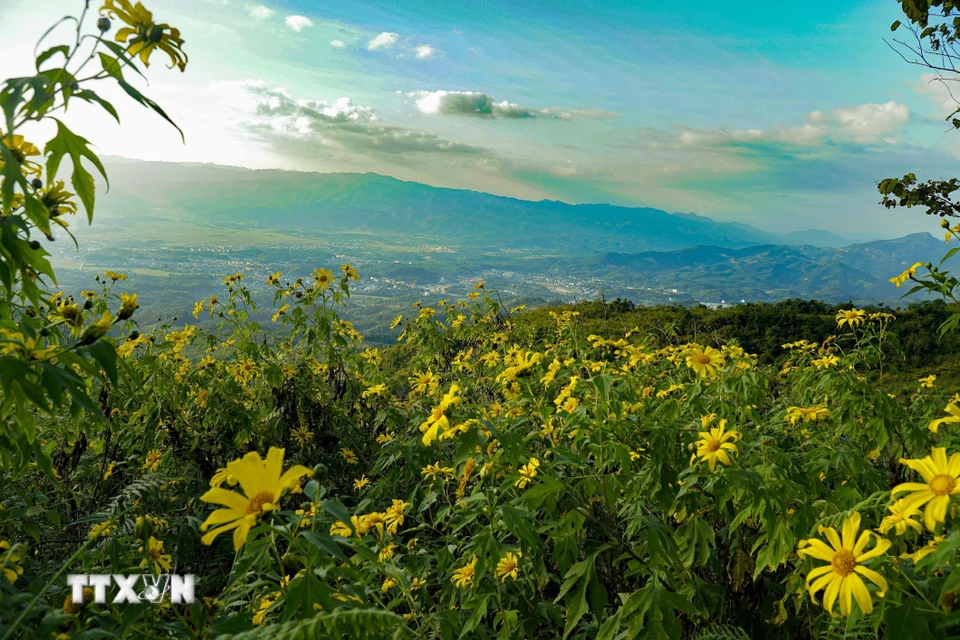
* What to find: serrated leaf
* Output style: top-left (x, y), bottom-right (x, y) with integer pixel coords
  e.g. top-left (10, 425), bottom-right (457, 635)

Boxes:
top-left (44, 119), bottom-right (108, 223)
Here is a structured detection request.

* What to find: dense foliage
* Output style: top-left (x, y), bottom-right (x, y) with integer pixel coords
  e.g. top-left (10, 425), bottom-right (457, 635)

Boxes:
top-left (4, 2), bottom-right (960, 640)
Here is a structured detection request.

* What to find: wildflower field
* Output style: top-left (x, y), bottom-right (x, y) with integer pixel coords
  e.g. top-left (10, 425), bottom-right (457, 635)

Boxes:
top-left (4, 2), bottom-right (960, 639)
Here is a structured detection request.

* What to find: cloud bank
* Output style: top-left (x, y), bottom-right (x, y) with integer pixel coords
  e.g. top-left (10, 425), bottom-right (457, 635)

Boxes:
top-left (409, 90), bottom-right (619, 120)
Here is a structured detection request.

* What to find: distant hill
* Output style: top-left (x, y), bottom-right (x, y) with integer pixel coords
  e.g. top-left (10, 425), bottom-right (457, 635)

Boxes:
top-left (585, 233), bottom-right (942, 302)
top-left (97, 159), bottom-right (863, 253)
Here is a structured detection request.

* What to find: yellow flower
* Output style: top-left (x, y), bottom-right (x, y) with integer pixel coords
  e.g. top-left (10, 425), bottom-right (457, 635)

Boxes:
top-left (812, 355), bottom-right (840, 369)
top-left (422, 462), bottom-right (455, 480)
top-left (266, 271), bottom-right (283, 286)
top-left (929, 403), bottom-right (960, 433)
top-left (103, 461), bottom-right (116, 479)
top-left (890, 262), bottom-right (923, 287)
top-left (210, 467), bottom-right (238, 488)
top-left (0, 134), bottom-right (42, 175)
top-left (312, 268), bottom-right (335, 290)
top-left (797, 512), bottom-right (889, 616)
top-left (785, 404), bottom-right (831, 426)
top-left (692, 419), bottom-right (739, 472)
top-left (376, 432), bottom-right (395, 445)
top-left (139, 537), bottom-right (173, 574)
top-left (0, 541), bottom-right (23, 584)
top-left (685, 346), bottom-right (725, 377)
top-left (381, 577), bottom-right (398, 592)
top-left (382, 499), bottom-right (411, 535)
top-left (117, 293), bottom-right (139, 320)
top-left (474, 281), bottom-right (485, 290)
top-left (192, 300), bottom-right (205, 319)
top-left (409, 370), bottom-right (439, 395)
top-left (878, 499), bottom-right (923, 536)
top-left (354, 475), bottom-right (370, 491)
top-left (143, 449), bottom-right (162, 472)
top-left (495, 551), bottom-right (521, 581)
top-left (362, 383), bottom-right (388, 399)
top-left (891, 447), bottom-right (960, 531)
top-left (291, 426), bottom-right (313, 447)
top-left (101, 0), bottom-right (188, 70)
top-left (379, 543), bottom-right (397, 562)
top-left (340, 264), bottom-right (360, 281)
top-left (901, 536), bottom-right (944, 563)
top-left (451, 555), bottom-right (478, 588)
top-left (252, 593), bottom-right (277, 625)
top-left (340, 448), bottom-right (359, 464)
top-left (271, 304), bottom-right (290, 322)
top-left (919, 375), bottom-right (937, 389)
top-left (199, 448), bottom-right (310, 551)
top-left (836, 308), bottom-right (866, 329)
top-left (88, 520), bottom-right (115, 540)
top-left (420, 384), bottom-right (462, 445)
top-left (41, 181), bottom-right (79, 218)
top-left (515, 458), bottom-right (540, 489)
top-left (390, 314), bottom-right (403, 329)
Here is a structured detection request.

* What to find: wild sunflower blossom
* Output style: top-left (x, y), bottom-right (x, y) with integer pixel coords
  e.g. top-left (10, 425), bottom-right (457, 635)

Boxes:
top-left (0, 134), bottom-right (43, 176)
top-left (199, 448), bottom-right (310, 551)
top-left (139, 537), bottom-right (173, 574)
top-left (451, 555), bottom-right (478, 588)
top-left (891, 447), bottom-right (960, 531)
top-left (889, 262), bottom-right (923, 288)
top-left (420, 384), bottom-right (463, 445)
top-left (495, 551), bottom-right (521, 581)
top-left (691, 419), bottom-right (739, 472)
top-left (836, 308), bottom-right (866, 329)
top-left (878, 499), bottom-right (923, 536)
top-left (100, 0), bottom-right (188, 70)
top-left (797, 512), bottom-right (889, 617)
top-left (928, 403), bottom-right (960, 433)
top-left (684, 346), bottom-right (725, 377)
top-left (785, 404), bottom-right (831, 426)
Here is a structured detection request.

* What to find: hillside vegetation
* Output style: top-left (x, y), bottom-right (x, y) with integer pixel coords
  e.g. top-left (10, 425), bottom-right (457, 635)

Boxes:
top-left (5, 3), bottom-right (960, 640)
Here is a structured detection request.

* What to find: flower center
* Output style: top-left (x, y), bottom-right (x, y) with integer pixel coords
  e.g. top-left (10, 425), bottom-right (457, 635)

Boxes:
top-left (696, 355), bottom-right (713, 365)
top-left (930, 474), bottom-right (956, 496)
top-left (706, 440), bottom-right (721, 453)
top-left (831, 549), bottom-right (856, 577)
top-left (246, 491), bottom-right (275, 515)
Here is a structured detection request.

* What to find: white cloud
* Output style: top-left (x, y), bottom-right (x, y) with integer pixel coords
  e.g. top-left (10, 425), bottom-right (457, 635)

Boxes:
top-left (330, 40), bottom-right (346, 48)
top-left (410, 90), bottom-right (618, 120)
top-left (285, 15), bottom-right (314, 32)
top-left (248, 4), bottom-right (272, 19)
top-left (414, 45), bottom-right (436, 59)
top-left (240, 84), bottom-right (491, 160)
top-left (652, 101), bottom-right (910, 149)
top-left (368, 32), bottom-right (399, 50)
top-left (831, 101), bottom-right (909, 142)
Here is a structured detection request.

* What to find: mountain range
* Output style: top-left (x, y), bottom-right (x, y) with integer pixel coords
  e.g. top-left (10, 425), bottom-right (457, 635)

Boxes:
top-left (93, 159), bottom-right (856, 253)
top-left (51, 158), bottom-right (943, 311)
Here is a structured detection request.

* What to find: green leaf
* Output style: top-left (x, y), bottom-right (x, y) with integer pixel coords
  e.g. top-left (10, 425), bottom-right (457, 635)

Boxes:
top-left (73, 89), bottom-right (120, 123)
top-left (321, 500), bottom-right (354, 534)
top-left (88, 339), bottom-right (118, 385)
top-left (44, 119), bottom-right (108, 223)
top-left (36, 45), bottom-right (70, 71)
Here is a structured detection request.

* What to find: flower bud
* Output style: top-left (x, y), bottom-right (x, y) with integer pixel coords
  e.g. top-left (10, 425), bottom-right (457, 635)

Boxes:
top-left (96, 16), bottom-right (111, 32)
top-left (312, 463), bottom-right (329, 481)
top-left (942, 218), bottom-right (951, 229)
top-left (30, 178), bottom-right (42, 189)
top-left (134, 515), bottom-right (154, 541)
top-left (129, 330), bottom-right (140, 340)
top-left (28, 240), bottom-right (40, 250)
top-left (78, 312), bottom-right (113, 346)
top-left (83, 299), bottom-right (93, 310)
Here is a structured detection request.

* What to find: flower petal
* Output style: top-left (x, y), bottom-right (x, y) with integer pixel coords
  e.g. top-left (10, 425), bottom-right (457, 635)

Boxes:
top-left (854, 565), bottom-right (888, 596)
top-left (848, 574), bottom-right (873, 615)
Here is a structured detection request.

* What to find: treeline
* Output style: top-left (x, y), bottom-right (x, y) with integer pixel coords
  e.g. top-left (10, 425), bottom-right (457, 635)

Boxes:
top-left (519, 297), bottom-right (960, 373)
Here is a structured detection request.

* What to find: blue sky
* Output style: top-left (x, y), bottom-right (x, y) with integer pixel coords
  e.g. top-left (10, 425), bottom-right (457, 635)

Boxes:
top-left (1, 0), bottom-right (957, 237)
